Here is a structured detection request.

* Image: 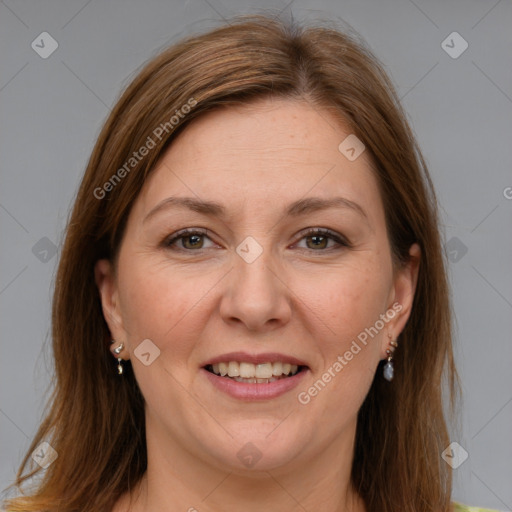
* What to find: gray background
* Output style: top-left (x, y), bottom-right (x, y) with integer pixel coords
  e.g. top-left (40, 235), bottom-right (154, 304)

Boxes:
top-left (1, 0), bottom-right (511, 509)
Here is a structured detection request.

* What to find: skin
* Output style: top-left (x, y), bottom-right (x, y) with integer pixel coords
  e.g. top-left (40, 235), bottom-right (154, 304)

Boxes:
top-left (95, 97), bottom-right (420, 512)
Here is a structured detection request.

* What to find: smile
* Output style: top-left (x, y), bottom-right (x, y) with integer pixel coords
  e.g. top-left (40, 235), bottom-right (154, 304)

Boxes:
top-left (202, 363), bottom-right (309, 401)
top-left (205, 361), bottom-right (302, 383)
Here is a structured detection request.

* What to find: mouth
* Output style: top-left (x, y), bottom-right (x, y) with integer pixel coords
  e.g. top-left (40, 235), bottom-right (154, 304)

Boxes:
top-left (200, 352), bottom-right (310, 400)
top-left (203, 361), bottom-right (308, 384)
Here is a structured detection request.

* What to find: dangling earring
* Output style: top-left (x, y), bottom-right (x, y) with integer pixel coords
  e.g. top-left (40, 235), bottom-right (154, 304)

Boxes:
top-left (112, 340), bottom-right (124, 375)
top-left (383, 333), bottom-right (398, 381)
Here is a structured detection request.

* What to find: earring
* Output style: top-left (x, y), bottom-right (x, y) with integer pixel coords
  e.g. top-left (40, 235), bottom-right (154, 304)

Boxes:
top-left (111, 340), bottom-right (124, 375)
top-left (383, 334), bottom-right (398, 381)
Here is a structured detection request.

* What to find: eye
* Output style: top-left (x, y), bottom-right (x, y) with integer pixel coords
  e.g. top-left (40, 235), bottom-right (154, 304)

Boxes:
top-left (164, 229), bottom-right (217, 251)
top-left (294, 228), bottom-right (349, 251)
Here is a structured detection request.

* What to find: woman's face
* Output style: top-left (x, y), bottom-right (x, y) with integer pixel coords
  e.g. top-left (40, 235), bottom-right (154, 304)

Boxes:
top-left (96, 98), bottom-right (419, 474)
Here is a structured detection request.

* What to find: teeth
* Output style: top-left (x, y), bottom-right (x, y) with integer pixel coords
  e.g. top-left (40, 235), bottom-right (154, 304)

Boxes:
top-left (228, 361), bottom-right (240, 377)
top-left (234, 376), bottom-right (279, 384)
top-left (209, 361), bottom-right (300, 379)
top-left (255, 363), bottom-right (273, 379)
top-left (218, 362), bottom-right (228, 376)
top-left (272, 362), bottom-right (282, 375)
top-left (240, 362), bottom-right (254, 378)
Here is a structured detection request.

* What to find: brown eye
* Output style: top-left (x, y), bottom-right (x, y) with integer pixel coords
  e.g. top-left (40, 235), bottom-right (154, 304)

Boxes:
top-left (305, 234), bottom-right (329, 250)
top-left (295, 228), bottom-right (349, 251)
top-left (181, 234), bottom-right (204, 249)
top-left (164, 229), bottom-right (215, 251)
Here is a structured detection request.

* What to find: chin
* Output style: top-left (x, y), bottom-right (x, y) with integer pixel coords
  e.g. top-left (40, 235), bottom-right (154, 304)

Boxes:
top-left (200, 425), bottom-right (307, 473)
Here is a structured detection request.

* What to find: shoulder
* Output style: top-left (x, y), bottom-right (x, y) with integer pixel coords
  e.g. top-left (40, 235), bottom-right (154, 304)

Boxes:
top-left (453, 502), bottom-right (508, 512)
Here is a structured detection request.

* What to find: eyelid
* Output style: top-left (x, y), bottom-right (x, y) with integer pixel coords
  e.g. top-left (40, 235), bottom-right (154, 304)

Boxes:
top-left (163, 227), bottom-right (217, 250)
top-left (292, 227), bottom-right (351, 248)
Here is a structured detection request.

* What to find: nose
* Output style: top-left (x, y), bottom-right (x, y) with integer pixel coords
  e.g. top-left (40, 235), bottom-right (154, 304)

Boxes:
top-left (219, 249), bottom-right (292, 332)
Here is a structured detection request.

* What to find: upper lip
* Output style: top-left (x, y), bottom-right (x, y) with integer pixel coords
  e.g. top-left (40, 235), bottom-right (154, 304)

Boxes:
top-left (202, 351), bottom-right (309, 368)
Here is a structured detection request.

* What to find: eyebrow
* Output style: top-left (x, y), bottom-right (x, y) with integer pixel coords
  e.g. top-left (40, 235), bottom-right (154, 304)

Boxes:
top-left (143, 197), bottom-right (224, 224)
top-left (143, 195), bottom-right (368, 224)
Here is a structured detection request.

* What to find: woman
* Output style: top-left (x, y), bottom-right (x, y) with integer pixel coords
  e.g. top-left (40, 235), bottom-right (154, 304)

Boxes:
top-left (2, 14), bottom-right (501, 512)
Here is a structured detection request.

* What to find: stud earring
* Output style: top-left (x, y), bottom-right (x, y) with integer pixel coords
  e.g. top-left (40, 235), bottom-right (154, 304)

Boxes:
top-left (383, 334), bottom-right (398, 381)
top-left (111, 340), bottom-right (124, 375)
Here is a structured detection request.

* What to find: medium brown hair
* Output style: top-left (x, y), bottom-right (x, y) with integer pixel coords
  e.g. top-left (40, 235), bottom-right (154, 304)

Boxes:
top-left (3, 14), bottom-right (459, 512)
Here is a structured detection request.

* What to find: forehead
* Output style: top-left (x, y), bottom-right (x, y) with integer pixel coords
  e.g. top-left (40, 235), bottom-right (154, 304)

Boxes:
top-left (131, 97), bottom-right (383, 224)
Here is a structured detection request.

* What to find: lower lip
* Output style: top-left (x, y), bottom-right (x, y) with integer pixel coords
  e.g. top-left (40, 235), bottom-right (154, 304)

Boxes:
top-left (201, 367), bottom-right (309, 401)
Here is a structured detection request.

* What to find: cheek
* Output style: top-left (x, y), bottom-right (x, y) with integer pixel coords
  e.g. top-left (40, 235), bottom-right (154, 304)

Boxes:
top-left (293, 270), bottom-right (386, 423)
top-left (293, 257), bottom-right (391, 401)
top-left (296, 261), bottom-right (389, 344)
top-left (117, 258), bottom-right (214, 360)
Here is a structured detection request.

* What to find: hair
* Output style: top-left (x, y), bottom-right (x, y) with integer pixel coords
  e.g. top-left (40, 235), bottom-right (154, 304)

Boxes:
top-left (3, 13), bottom-right (459, 512)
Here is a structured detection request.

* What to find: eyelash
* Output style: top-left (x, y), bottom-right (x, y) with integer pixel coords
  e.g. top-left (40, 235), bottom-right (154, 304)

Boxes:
top-left (163, 227), bottom-right (350, 253)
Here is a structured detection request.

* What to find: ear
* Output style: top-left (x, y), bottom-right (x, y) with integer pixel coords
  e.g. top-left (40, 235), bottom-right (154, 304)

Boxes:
top-left (94, 259), bottom-right (129, 358)
top-left (381, 243), bottom-right (421, 357)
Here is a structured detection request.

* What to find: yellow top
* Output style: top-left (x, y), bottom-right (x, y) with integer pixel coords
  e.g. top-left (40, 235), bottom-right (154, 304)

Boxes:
top-left (453, 503), bottom-right (505, 512)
